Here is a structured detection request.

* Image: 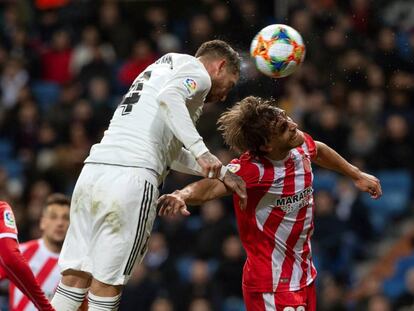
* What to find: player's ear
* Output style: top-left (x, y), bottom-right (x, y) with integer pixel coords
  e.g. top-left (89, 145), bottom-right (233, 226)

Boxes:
top-left (39, 216), bottom-right (46, 231)
top-left (217, 59), bottom-right (226, 73)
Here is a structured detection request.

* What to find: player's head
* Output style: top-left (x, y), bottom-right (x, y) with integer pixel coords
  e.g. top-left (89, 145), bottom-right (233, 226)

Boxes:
top-left (218, 96), bottom-right (304, 157)
top-left (196, 40), bottom-right (240, 104)
top-left (40, 193), bottom-right (70, 247)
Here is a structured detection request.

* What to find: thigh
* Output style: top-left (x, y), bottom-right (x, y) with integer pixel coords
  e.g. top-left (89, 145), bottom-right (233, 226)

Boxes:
top-left (59, 165), bottom-right (96, 273)
top-left (89, 168), bottom-right (158, 286)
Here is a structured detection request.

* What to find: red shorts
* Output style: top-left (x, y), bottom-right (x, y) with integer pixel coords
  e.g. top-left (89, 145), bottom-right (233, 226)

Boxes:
top-left (243, 282), bottom-right (316, 311)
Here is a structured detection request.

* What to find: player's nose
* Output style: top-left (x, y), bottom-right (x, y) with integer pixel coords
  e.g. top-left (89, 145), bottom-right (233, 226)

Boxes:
top-left (289, 120), bottom-right (298, 130)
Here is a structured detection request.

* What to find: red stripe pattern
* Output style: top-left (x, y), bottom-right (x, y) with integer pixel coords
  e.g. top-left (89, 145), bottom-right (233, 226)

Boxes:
top-left (10, 239), bottom-right (60, 311)
top-left (231, 134), bottom-right (317, 294)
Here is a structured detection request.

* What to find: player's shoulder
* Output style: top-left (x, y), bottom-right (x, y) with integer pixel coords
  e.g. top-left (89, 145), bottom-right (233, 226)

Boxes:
top-left (228, 153), bottom-right (268, 184)
top-left (20, 239), bottom-right (40, 252)
top-left (0, 201), bottom-right (11, 212)
top-left (0, 201), bottom-right (16, 229)
top-left (173, 54), bottom-right (209, 77)
top-left (168, 53), bottom-right (211, 94)
top-left (299, 132), bottom-right (317, 159)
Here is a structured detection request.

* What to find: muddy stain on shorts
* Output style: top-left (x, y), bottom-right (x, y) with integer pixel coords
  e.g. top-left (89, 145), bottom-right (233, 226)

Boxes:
top-left (91, 200), bottom-right (100, 215)
top-left (105, 202), bottom-right (122, 233)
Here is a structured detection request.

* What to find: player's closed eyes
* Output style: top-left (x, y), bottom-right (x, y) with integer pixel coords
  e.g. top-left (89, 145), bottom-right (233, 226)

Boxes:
top-left (277, 121), bottom-right (288, 134)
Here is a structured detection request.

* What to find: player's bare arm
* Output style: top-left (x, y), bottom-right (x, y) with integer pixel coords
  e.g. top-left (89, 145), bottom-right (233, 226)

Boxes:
top-left (222, 170), bottom-right (247, 209)
top-left (157, 178), bottom-right (230, 217)
top-left (312, 141), bottom-right (382, 199)
top-left (171, 148), bottom-right (247, 204)
top-left (196, 151), bottom-right (223, 178)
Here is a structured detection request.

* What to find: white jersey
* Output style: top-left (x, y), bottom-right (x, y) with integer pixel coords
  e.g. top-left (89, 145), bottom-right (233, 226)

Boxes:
top-left (85, 53), bottom-right (212, 178)
top-left (10, 239), bottom-right (60, 311)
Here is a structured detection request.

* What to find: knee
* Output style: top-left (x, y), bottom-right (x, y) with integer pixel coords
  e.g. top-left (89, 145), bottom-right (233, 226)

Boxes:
top-left (90, 278), bottom-right (122, 297)
top-left (62, 269), bottom-right (92, 288)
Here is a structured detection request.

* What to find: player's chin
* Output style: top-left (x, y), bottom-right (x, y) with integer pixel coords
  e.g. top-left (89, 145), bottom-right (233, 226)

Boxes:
top-left (52, 233), bottom-right (66, 243)
top-left (292, 130), bottom-right (305, 147)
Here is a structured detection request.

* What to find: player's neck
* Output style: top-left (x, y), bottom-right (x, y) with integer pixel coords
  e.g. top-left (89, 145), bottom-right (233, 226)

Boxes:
top-left (42, 237), bottom-right (62, 254)
top-left (197, 56), bottom-right (215, 76)
top-left (266, 149), bottom-right (290, 161)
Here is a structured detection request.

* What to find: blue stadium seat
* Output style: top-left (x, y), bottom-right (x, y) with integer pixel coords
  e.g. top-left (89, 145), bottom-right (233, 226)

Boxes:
top-left (31, 81), bottom-right (61, 113)
top-left (175, 257), bottom-right (219, 283)
top-left (222, 297), bottom-right (246, 311)
top-left (362, 170), bottom-right (412, 233)
top-left (383, 254), bottom-right (414, 299)
top-left (175, 256), bottom-right (194, 282)
top-left (2, 159), bottom-right (23, 179)
top-left (185, 215), bottom-right (202, 231)
top-left (312, 170), bottom-right (338, 192)
top-left (0, 139), bottom-right (12, 161)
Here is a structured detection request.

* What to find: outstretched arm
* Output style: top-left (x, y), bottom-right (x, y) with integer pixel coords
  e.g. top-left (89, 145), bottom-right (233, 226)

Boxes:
top-left (171, 148), bottom-right (247, 206)
top-left (158, 178), bottom-right (232, 217)
top-left (313, 141), bottom-right (382, 199)
top-left (0, 238), bottom-right (55, 311)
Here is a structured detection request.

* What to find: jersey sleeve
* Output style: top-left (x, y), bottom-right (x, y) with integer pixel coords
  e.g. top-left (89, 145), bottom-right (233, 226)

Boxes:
top-left (171, 148), bottom-right (230, 180)
top-left (157, 61), bottom-right (212, 158)
top-left (0, 202), bottom-right (18, 240)
top-left (303, 133), bottom-right (317, 160)
top-left (226, 158), bottom-right (260, 188)
top-left (0, 238), bottom-right (54, 311)
top-left (170, 148), bottom-right (204, 176)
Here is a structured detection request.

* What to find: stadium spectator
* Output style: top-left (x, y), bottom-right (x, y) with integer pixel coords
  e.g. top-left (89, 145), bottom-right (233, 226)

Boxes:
top-left (40, 29), bottom-right (73, 85)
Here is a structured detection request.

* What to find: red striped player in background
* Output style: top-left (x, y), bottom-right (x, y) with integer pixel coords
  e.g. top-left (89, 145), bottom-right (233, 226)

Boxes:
top-left (0, 199), bottom-right (56, 311)
top-left (7, 194), bottom-right (70, 311)
top-left (157, 96), bottom-right (382, 311)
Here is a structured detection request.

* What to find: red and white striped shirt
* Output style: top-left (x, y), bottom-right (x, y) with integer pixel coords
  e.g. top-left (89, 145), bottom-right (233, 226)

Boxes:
top-left (229, 133), bottom-right (317, 293)
top-left (10, 239), bottom-right (60, 311)
top-left (0, 202), bottom-right (18, 241)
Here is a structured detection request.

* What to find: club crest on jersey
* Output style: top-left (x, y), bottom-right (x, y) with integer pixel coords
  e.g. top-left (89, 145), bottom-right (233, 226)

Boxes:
top-left (275, 187), bottom-right (313, 213)
top-left (302, 154), bottom-right (311, 172)
top-left (226, 163), bottom-right (241, 173)
top-left (4, 210), bottom-right (16, 229)
top-left (183, 78), bottom-right (197, 94)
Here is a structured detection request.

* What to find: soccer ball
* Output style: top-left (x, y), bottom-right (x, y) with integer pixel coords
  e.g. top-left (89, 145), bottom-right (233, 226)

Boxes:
top-left (250, 24), bottom-right (305, 78)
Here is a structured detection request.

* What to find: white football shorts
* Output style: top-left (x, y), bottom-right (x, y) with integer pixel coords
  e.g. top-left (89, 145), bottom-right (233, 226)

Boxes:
top-left (59, 163), bottom-right (159, 285)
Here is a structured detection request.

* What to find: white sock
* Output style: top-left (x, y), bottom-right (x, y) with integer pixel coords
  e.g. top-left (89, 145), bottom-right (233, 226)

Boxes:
top-left (51, 282), bottom-right (88, 311)
top-left (88, 292), bottom-right (122, 311)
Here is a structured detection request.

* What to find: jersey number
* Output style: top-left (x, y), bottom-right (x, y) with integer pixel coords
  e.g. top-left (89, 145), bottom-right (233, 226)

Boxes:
top-left (118, 70), bottom-right (152, 115)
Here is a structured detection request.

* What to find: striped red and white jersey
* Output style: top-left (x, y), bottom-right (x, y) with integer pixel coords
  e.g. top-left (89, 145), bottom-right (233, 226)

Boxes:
top-left (9, 239), bottom-right (60, 311)
top-left (0, 201), bottom-right (18, 240)
top-left (229, 133), bottom-right (318, 293)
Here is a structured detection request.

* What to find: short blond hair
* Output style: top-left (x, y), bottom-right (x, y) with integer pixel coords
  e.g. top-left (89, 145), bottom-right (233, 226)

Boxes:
top-left (195, 40), bottom-right (240, 75)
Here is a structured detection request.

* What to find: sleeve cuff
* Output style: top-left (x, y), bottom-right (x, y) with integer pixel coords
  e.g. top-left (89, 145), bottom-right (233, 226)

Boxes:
top-left (218, 166), bottom-right (228, 181)
top-left (188, 139), bottom-right (209, 158)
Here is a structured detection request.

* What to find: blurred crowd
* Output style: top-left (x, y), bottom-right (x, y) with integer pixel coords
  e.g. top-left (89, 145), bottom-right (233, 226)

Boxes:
top-left (0, 0), bottom-right (413, 310)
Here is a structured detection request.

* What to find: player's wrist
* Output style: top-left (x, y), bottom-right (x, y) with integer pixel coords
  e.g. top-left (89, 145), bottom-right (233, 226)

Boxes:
top-left (218, 166), bottom-right (228, 181)
top-left (348, 165), bottom-right (362, 181)
top-left (176, 189), bottom-right (190, 202)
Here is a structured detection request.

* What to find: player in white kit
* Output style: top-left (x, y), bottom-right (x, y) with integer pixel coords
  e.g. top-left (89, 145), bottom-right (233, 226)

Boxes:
top-left (51, 40), bottom-right (246, 311)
